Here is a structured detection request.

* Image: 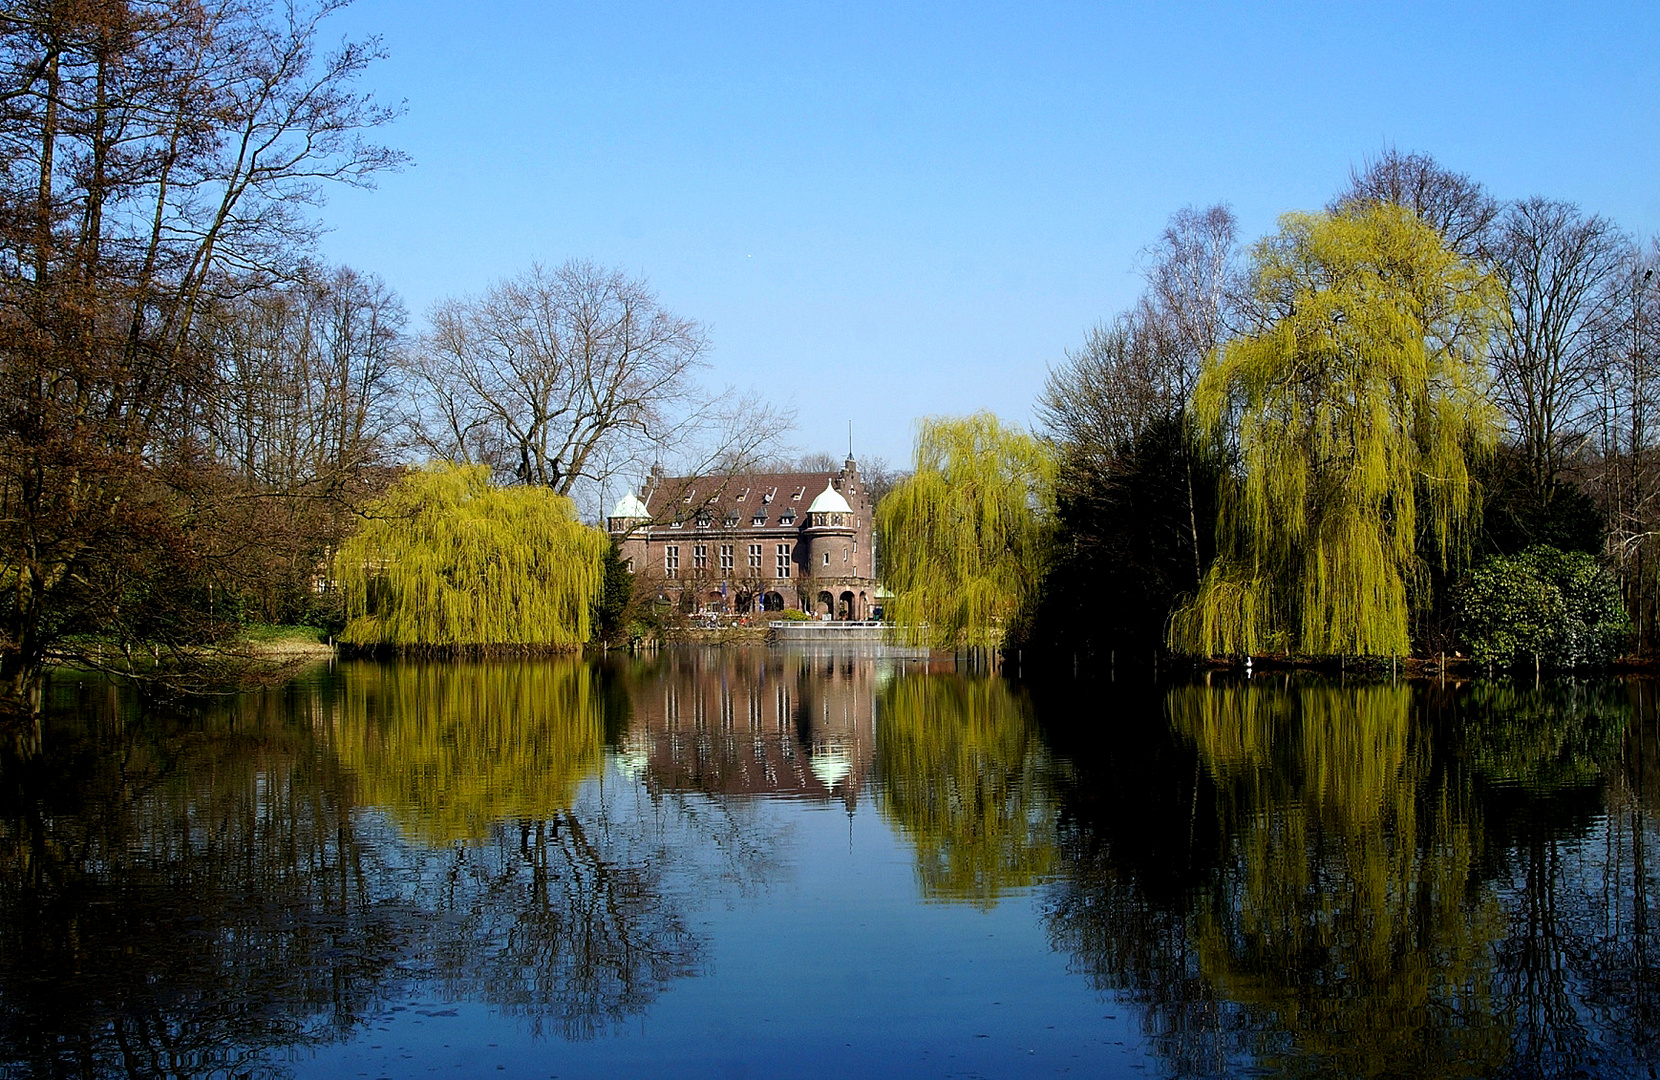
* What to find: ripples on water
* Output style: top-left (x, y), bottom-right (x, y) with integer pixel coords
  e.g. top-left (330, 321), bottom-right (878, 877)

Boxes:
top-left (0, 651), bottom-right (1654, 1078)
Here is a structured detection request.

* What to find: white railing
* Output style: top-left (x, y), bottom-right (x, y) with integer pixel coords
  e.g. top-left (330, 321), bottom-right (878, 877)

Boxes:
top-left (770, 620), bottom-right (886, 630)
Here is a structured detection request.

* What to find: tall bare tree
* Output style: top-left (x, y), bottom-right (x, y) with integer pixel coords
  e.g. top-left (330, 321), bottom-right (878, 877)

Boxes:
top-left (1331, 148), bottom-right (1500, 261)
top-left (1593, 245), bottom-right (1660, 648)
top-left (1490, 198), bottom-right (1630, 503)
top-left (404, 259), bottom-right (790, 515)
top-left (201, 265), bottom-right (405, 489)
top-left (1144, 203), bottom-right (1241, 382)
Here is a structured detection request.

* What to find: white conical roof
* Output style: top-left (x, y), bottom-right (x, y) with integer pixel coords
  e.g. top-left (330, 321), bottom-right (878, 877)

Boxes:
top-left (807, 482), bottom-right (853, 514)
top-left (611, 491), bottom-right (650, 518)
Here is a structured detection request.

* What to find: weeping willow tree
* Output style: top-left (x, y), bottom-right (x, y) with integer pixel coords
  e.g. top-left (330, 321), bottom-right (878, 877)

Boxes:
top-left (335, 464), bottom-right (608, 649)
top-left (877, 413), bottom-right (1055, 649)
top-left (875, 674), bottom-right (1055, 908)
top-left (1170, 205), bottom-right (1504, 657)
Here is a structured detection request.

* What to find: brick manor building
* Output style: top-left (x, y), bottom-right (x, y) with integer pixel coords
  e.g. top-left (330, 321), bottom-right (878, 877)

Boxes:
top-left (608, 456), bottom-right (877, 620)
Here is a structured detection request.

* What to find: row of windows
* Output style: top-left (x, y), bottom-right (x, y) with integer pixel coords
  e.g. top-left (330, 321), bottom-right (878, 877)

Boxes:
top-left (665, 544), bottom-right (795, 578)
top-left (670, 513), bottom-right (813, 529)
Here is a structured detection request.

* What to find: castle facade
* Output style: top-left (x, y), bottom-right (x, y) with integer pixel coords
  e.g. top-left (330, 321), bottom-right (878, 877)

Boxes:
top-left (608, 456), bottom-right (877, 620)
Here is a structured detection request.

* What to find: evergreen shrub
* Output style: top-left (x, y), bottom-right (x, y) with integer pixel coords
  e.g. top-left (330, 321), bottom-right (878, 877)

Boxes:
top-left (1458, 546), bottom-right (1627, 668)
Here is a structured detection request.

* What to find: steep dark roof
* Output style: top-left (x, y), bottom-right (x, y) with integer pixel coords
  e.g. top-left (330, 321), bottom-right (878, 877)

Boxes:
top-left (644, 471), bottom-right (864, 529)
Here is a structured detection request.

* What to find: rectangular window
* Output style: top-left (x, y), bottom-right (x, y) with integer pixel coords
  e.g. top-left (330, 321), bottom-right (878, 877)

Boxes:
top-left (776, 543), bottom-right (792, 578)
top-left (823, 551), bottom-right (830, 567)
top-left (665, 545), bottom-right (679, 577)
top-left (720, 545), bottom-right (734, 573)
top-left (693, 544), bottom-right (707, 570)
top-left (624, 557), bottom-right (634, 573)
top-left (749, 544), bottom-right (762, 569)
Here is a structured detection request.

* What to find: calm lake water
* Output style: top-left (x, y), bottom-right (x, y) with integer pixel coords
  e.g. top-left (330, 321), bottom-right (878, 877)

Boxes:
top-left (1, 649), bottom-right (1655, 1079)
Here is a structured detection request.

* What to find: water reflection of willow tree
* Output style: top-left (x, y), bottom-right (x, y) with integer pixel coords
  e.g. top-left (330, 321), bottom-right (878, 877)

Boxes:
top-left (1044, 677), bottom-right (1657, 1078)
top-left (320, 659), bottom-right (711, 1038)
top-left (1169, 681), bottom-right (1510, 1077)
top-left (325, 660), bottom-right (605, 844)
top-left (876, 675), bottom-right (1055, 907)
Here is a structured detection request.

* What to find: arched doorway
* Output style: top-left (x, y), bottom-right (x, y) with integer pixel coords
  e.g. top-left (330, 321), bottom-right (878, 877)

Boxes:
top-left (763, 591), bottom-right (785, 612)
top-left (816, 591), bottom-right (834, 616)
top-left (838, 591), bottom-right (856, 620)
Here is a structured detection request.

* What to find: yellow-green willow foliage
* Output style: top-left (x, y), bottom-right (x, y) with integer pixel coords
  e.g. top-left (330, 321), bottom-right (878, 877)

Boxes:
top-left (877, 413), bottom-right (1055, 649)
top-left (324, 660), bottom-right (605, 844)
top-left (876, 675), bottom-right (1055, 908)
top-left (1170, 206), bottom-right (1504, 657)
top-left (1168, 682), bottom-right (1509, 1075)
top-left (335, 464), bottom-right (608, 648)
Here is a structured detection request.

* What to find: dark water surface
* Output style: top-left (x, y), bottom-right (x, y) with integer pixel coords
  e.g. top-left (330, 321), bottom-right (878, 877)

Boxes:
top-left (1, 650), bottom-right (1655, 1078)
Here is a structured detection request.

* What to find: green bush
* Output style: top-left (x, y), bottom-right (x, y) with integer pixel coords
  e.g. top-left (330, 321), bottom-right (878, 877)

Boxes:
top-left (780, 608), bottom-right (812, 621)
top-left (1458, 546), bottom-right (1627, 668)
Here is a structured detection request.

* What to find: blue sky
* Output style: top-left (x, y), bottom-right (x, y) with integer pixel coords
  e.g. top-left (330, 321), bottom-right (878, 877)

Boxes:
top-left (316, 1), bottom-right (1660, 469)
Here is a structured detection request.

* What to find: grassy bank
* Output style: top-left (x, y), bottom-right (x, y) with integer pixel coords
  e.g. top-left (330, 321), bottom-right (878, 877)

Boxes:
top-left (238, 624), bottom-right (336, 658)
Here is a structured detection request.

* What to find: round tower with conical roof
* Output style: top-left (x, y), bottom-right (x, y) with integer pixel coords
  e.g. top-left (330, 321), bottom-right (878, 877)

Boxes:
top-left (803, 481), bottom-right (857, 583)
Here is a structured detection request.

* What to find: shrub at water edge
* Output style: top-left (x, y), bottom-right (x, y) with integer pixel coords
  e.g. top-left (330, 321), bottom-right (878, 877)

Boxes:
top-left (1457, 546), bottom-right (1627, 668)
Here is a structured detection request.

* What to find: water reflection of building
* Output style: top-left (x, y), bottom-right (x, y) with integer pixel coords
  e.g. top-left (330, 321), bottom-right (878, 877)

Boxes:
top-left (618, 649), bottom-right (877, 810)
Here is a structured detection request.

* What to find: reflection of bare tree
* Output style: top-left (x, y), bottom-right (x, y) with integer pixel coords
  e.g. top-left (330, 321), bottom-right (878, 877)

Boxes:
top-left (1038, 681), bottom-right (1244, 1076)
top-left (1571, 693), bottom-right (1658, 1074)
top-left (1461, 681), bottom-right (1657, 1077)
top-left (0, 683), bottom-right (407, 1078)
top-left (0, 662), bottom-right (773, 1074)
top-left (317, 657), bottom-right (772, 1037)
top-left (410, 803), bottom-right (702, 1041)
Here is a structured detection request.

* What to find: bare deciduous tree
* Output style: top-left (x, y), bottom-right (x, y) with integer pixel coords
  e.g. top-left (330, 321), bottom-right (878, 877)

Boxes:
top-left (1143, 203), bottom-right (1241, 383)
top-left (1490, 198), bottom-right (1630, 500)
top-left (201, 265), bottom-right (405, 490)
top-left (1040, 307), bottom-right (1175, 465)
top-left (1045, 206), bottom-right (1240, 464)
top-left (1331, 148), bottom-right (1500, 261)
top-left (404, 259), bottom-right (790, 516)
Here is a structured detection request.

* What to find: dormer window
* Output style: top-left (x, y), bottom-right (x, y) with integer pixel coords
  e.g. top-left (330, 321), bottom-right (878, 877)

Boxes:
top-left (725, 512), bottom-right (741, 527)
top-left (670, 520), bottom-right (683, 529)
top-left (696, 514), bottom-right (711, 528)
top-left (780, 510), bottom-right (796, 525)
top-left (752, 513), bottom-right (766, 526)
